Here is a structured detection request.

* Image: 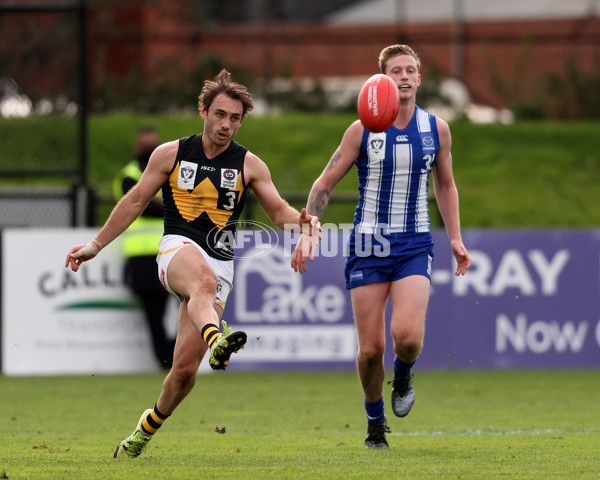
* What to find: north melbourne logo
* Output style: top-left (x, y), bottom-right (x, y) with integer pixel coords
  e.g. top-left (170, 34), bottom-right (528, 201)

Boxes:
top-left (422, 135), bottom-right (435, 150)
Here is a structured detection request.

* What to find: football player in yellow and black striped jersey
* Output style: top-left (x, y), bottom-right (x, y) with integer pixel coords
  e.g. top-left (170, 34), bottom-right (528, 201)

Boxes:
top-left (65, 70), bottom-right (321, 459)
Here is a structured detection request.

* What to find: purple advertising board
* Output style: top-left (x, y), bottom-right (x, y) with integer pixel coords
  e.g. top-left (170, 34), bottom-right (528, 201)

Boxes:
top-left (226, 228), bottom-right (600, 371)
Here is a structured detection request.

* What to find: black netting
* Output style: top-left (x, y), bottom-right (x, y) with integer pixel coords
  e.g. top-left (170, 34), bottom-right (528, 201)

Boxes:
top-left (0, 188), bottom-right (74, 227)
top-left (0, 2), bottom-right (89, 228)
top-left (0, 3), bottom-right (83, 177)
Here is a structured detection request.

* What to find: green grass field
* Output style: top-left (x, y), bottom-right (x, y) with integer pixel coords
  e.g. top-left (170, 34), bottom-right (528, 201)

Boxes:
top-left (1, 370), bottom-right (598, 479)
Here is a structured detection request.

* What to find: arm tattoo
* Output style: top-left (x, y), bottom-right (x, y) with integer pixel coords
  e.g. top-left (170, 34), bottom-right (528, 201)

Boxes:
top-left (326, 148), bottom-right (354, 176)
top-left (307, 187), bottom-right (331, 219)
top-left (325, 149), bottom-right (342, 171)
top-left (310, 147), bottom-right (355, 218)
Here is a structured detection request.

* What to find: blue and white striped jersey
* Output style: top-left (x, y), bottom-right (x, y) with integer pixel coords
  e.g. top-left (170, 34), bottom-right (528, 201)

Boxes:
top-left (353, 106), bottom-right (439, 234)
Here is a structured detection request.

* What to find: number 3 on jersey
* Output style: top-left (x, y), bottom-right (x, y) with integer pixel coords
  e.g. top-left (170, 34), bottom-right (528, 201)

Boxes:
top-left (219, 190), bottom-right (238, 210)
top-left (421, 154), bottom-right (435, 174)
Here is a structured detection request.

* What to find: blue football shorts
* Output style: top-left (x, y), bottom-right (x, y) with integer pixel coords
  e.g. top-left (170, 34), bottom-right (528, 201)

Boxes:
top-left (344, 231), bottom-right (434, 290)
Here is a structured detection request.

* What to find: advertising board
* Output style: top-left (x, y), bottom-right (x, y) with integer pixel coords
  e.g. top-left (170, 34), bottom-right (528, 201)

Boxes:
top-left (1, 229), bottom-right (173, 375)
top-left (2, 228), bottom-right (599, 375)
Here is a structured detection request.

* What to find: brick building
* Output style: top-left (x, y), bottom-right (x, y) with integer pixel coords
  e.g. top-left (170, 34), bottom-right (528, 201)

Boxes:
top-left (87, 0), bottom-right (600, 110)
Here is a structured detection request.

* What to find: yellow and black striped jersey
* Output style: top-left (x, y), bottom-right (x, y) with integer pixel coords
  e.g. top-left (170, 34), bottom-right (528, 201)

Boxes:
top-left (162, 134), bottom-right (247, 259)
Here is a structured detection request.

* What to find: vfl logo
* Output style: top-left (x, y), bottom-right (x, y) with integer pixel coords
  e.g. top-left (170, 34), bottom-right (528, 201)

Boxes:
top-left (181, 166), bottom-right (194, 179)
top-left (369, 138), bottom-right (384, 152)
top-left (221, 168), bottom-right (238, 189)
top-left (367, 132), bottom-right (386, 161)
top-left (396, 135), bottom-right (409, 142)
top-left (178, 160), bottom-right (198, 188)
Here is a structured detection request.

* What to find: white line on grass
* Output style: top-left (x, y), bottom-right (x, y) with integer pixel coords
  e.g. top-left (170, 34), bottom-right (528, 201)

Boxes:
top-left (391, 428), bottom-right (600, 437)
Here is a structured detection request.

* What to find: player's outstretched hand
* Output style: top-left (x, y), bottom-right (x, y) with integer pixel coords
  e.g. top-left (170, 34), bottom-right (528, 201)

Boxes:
top-left (65, 240), bottom-right (101, 272)
top-left (291, 209), bottom-right (322, 274)
top-left (298, 208), bottom-right (322, 238)
top-left (451, 240), bottom-right (471, 276)
top-left (291, 234), bottom-right (313, 274)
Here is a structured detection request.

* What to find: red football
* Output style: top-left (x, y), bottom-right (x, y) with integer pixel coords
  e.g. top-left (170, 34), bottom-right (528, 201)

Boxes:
top-left (357, 74), bottom-right (399, 133)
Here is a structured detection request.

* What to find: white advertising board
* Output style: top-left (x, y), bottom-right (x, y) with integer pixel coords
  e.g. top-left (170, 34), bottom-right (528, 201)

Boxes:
top-left (2, 228), bottom-right (164, 375)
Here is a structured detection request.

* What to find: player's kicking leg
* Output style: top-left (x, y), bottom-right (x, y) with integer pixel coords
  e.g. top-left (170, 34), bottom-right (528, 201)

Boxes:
top-left (113, 318), bottom-right (245, 458)
top-left (205, 320), bottom-right (247, 370)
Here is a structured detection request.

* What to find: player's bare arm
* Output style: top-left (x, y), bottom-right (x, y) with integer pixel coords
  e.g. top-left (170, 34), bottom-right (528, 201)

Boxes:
top-left (65, 141), bottom-right (177, 272)
top-left (432, 118), bottom-right (471, 276)
top-left (306, 120), bottom-right (362, 218)
top-left (291, 121), bottom-right (361, 273)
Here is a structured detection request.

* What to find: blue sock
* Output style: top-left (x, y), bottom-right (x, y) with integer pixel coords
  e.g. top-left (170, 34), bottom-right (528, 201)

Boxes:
top-left (394, 356), bottom-right (415, 377)
top-left (365, 397), bottom-right (385, 425)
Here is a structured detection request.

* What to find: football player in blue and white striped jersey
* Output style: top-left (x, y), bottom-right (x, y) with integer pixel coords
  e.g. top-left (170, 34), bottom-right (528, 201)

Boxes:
top-left (292, 44), bottom-right (471, 449)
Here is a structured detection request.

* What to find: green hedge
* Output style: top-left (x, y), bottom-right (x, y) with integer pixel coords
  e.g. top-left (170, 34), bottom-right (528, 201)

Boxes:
top-left (2, 113), bottom-right (599, 227)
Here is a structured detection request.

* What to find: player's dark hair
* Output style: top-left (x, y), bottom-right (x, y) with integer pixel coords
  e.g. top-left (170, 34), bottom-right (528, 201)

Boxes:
top-left (198, 69), bottom-right (254, 118)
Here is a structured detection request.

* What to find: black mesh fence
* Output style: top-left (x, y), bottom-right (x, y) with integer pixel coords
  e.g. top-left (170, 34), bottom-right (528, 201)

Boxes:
top-left (0, 187), bottom-right (76, 227)
top-left (0, 1), bottom-right (89, 227)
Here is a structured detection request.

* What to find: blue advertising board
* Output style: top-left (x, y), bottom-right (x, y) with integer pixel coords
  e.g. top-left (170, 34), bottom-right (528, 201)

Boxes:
top-left (226, 228), bottom-right (600, 371)
top-left (426, 229), bottom-right (600, 369)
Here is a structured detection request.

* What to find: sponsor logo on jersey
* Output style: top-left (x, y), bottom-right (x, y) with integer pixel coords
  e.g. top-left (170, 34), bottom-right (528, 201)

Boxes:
top-left (396, 135), bottom-right (409, 142)
top-left (221, 168), bottom-right (238, 189)
top-left (200, 165), bottom-right (216, 171)
top-left (421, 135), bottom-right (436, 151)
top-left (178, 160), bottom-right (198, 188)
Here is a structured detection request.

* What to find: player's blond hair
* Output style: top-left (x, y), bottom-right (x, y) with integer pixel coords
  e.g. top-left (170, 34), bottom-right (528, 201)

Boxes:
top-left (378, 45), bottom-right (421, 73)
top-left (198, 69), bottom-right (254, 118)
